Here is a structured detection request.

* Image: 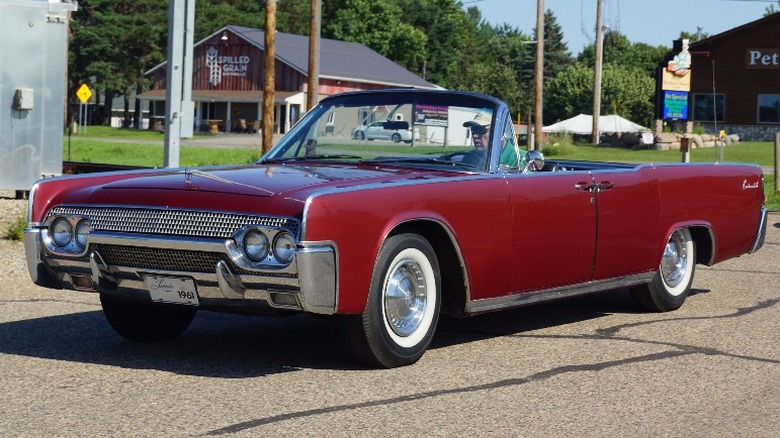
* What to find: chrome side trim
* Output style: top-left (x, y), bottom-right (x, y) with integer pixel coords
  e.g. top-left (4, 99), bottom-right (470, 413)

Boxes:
top-left (296, 242), bottom-right (338, 315)
top-left (26, 181), bottom-right (39, 225)
top-left (465, 272), bottom-right (654, 314)
top-left (748, 207), bottom-right (769, 254)
top-left (23, 228), bottom-right (61, 288)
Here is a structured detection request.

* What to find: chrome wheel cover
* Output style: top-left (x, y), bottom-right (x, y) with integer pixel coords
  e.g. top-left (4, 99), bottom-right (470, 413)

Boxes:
top-left (384, 257), bottom-right (428, 337)
top-left (660, 230), bottom-right (689, 292)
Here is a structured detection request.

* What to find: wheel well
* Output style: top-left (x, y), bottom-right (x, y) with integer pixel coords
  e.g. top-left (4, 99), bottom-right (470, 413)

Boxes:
top-left (388, 221), bottom-right (467, 317)
top-left (688, 225), bottom-right (714, 265)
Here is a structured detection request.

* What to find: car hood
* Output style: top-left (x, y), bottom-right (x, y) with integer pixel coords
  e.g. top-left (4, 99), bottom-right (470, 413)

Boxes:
top-left (58, 163), bottom-right (457, 215)
top-left (98, 163), bottom-right (436, 196)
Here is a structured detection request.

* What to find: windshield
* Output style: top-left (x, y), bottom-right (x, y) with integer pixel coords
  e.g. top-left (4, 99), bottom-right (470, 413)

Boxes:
top-left (260, 90), bottom-right (501, 172)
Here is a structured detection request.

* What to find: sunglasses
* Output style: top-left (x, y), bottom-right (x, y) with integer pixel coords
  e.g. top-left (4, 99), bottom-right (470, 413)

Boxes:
top-left (472, 125), bottom-right (489, 136)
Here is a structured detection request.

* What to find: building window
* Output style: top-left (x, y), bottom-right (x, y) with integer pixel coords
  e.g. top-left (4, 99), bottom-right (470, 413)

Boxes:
top-left (758, 94), bottom-right (780, 123)
top-left (692, 93), bottom-right (724, 122)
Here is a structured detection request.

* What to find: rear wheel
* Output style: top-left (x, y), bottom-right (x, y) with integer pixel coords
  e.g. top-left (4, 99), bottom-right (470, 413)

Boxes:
top-left (342, 233), bottom-right (441, 368)
top-left (100, 294), bottom-right (196, 342)
top-left (631, 228), bottom-right (696, 312)
top-left (391, 133), bottom-right (402, 143)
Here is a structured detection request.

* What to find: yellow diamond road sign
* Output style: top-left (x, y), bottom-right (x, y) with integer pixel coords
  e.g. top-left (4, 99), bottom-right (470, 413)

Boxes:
top-left (76, 83), bottom-right (92, 104)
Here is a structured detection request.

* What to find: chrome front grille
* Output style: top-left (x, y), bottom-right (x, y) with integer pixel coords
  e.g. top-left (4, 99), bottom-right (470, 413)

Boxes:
top-left (93, 244), bottom-right (295, 278)
top-left (45, 206), bottom-right (300, 239)
top-left (96, 244), bottom-right (232, 273)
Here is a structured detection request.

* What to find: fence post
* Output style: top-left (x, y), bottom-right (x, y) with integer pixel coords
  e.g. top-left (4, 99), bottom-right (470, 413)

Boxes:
top-left (680, 137), bottom-right (690, 163)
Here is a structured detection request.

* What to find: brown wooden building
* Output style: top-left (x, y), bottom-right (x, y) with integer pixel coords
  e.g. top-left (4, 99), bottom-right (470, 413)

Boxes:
top-left (139, 25), bottom-right (438, 134)
top-left (688, 12), bottom-right (780, 140)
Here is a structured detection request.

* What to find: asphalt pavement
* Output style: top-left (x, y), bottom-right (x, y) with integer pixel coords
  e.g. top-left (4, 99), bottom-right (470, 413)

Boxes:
top-left (0, 214), bottom-right (778, 436)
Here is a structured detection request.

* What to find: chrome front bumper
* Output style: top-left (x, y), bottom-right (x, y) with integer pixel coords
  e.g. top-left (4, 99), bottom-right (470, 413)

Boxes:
top-left (24, 228), bottom-right (338, 315)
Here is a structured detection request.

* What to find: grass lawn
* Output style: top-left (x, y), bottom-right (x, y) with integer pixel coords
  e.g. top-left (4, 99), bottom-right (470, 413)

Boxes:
top-left (64, 127), bottom-right (261, 166)
top-left (63, 126), bottom-right (780, 209)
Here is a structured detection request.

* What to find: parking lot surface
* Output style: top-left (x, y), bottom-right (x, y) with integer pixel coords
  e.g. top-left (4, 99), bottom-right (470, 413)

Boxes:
top-left (1, 203), bottom-right (778, 437)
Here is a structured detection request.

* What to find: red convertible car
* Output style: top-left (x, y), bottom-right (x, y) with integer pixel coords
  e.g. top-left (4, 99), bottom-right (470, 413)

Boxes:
top-left (24, 89), bottom-right (767, 368)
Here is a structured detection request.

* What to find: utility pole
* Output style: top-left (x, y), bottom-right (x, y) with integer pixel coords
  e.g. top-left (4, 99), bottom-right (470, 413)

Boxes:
top-left (307, 0), bottom-right (321, 111)
top-left (534, 0), bottom-right (544, 150)
top-left (591, 0), bottom-right (604, 144)
top-left (262, 0), bottom-right (276, 153)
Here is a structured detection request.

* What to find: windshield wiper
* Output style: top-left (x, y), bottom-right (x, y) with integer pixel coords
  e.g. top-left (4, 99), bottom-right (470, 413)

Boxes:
top-left (263, 154), bottom-right (362, 163)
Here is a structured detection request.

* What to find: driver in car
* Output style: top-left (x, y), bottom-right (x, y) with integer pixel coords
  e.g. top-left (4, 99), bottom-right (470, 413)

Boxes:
top-left (462, 112), bottom-right (492, 167)
top-left (462, 112), bottom-right (529, 170)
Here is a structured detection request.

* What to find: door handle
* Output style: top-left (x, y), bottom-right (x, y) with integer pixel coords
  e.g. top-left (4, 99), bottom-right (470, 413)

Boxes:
top-left (575, 181), bottom-right (615, 192)
top-left (575, 182), bottom-right (593, 192)
top-left (598, 181), bottom-right (615, 191)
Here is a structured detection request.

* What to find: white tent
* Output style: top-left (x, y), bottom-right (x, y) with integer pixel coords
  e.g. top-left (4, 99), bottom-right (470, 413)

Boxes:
top-left (543, 114), bottom-right (649, 134)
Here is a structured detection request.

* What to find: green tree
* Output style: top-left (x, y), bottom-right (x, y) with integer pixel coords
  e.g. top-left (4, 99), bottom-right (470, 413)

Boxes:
top-left (545, 63), bottom-right (594, 123)
top-left (70, 0), bottom-right (168, 127)
top-left (71, 0), bottom-right (264, 127)
top-left (679, 30), bottom-right (709, 42)
top-left (545, 62), bottom-right (654, 126)
top-left (578, 31), bottom-right (667, 78)
top-left (276, 0), bottom-right (310, 35)
top-left (194, 1), bottom-right (262, 40)
top-left (601, 64), bottom-right (655, 126)
top-left (395, 0), bottom-right (470, 88)
top-left (539, 10), bottom-right (573, 79)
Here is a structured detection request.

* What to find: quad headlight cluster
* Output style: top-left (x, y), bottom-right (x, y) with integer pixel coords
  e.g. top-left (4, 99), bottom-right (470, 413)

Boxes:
top-left (44, 215), bottom-right (92, 255)
top-left (235, 226), bottom-right (297, 268)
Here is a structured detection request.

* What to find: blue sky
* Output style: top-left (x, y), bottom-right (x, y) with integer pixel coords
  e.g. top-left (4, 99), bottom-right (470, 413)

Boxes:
top-left (468, 0), bottom-right (773, 54)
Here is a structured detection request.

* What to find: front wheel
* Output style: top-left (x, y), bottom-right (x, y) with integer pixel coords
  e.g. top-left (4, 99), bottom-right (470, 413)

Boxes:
top-left (631, 228), bottom-right (696, 312)
top-left (100, 294), bottom-right (197, 342)
top-left (342, 233), bottom-right (441, 368)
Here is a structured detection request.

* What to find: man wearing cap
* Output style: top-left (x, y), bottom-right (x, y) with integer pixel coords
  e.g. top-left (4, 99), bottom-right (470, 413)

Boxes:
top-left (462, 111), bottom-right (492, 168)
top-left (462, 111), bottom-right (528, 171)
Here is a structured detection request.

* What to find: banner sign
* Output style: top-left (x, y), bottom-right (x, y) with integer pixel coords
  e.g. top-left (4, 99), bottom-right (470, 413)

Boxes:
top-left (663, 90), bottom-right (689, 120)
top-left (661, 69), bottom-right (691, 92)
top-left (414, 104), bottom-right (449, 127)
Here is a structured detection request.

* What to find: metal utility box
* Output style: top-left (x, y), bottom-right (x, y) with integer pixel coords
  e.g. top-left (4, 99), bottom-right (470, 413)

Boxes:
top-left (0, 0), bottom-right (77, 192)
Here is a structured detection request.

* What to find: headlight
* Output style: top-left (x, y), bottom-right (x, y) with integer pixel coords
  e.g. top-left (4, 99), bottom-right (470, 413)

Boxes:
top-left (75, 219), bottom-right (91, 248)
top-left (244, 229), bottom-right (269, 262)
top-left (51, 217), bottom-right (73, 247)
top-left (273, 231), bottom-right (295, 264)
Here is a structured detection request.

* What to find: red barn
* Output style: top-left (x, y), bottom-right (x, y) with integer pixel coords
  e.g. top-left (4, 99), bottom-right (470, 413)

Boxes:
top-left (139, 25), bottom-right (439, 134)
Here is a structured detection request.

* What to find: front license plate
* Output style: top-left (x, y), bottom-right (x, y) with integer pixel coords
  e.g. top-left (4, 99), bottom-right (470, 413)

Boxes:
top-left (144, 275), bottom-right (199, 306)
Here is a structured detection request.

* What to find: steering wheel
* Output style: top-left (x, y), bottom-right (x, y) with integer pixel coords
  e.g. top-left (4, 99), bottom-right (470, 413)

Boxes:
top-left (441, 151), bottom-right (468, 163)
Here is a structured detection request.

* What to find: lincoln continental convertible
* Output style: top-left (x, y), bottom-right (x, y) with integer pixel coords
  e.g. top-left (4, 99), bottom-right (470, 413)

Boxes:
top-left (24, 89), bottom-right (767, 368)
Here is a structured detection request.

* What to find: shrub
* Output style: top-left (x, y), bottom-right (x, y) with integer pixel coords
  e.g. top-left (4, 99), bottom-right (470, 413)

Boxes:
top-left (545, 132), bottom-right (574, 147)
top-left (5, 214), bottom-right (26, 241)
top-left (542, 143), bottom-right (575, 156)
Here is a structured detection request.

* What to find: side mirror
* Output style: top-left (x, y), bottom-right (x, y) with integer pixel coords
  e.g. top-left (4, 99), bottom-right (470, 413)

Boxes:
top-left (523, 150), bottom-right (545, 173)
